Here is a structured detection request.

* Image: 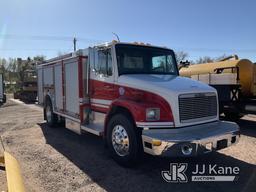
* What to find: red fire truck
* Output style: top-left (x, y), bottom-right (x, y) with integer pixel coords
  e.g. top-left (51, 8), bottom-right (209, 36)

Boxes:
top-left (37, 41), bottom-right (240, 166)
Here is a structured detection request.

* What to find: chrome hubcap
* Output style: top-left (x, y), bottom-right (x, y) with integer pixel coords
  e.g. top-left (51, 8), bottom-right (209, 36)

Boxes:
top-left (112, 125), bottom-right (129, 156)
top-left (46, 106), bottom-right (52, 123)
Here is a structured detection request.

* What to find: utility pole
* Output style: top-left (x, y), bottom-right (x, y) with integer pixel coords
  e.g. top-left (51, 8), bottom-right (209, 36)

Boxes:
top-left (73, 37), bottom-right (77, 51)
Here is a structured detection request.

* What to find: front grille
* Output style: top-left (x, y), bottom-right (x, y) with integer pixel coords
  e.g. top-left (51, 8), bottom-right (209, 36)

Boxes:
top-left (179, 93), bottom-right (217, 123)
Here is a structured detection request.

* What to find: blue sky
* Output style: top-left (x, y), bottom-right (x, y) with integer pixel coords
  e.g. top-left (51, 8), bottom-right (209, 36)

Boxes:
top-left (0, 0), bottom-right (255, 62)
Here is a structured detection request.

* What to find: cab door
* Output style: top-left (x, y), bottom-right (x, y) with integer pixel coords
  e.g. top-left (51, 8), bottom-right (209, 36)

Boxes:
top-left (90, 47), bottom-right (116, 112)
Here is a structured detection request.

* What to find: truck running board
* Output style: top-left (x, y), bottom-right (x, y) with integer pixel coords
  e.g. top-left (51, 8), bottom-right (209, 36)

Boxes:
top-left (81, 124), bottom-right (104, 136)
top-left (65, 118), bottom-right (104, 136)
top-left (245, 105), bottom-right (256, 114)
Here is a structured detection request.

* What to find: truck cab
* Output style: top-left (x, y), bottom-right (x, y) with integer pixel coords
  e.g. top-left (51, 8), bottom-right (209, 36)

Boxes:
top-left (38, 41), bottom-right (240, 166)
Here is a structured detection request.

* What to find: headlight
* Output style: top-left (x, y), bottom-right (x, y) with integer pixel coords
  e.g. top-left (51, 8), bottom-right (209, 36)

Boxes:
top-left (146, 108), bottom-right (160, 121)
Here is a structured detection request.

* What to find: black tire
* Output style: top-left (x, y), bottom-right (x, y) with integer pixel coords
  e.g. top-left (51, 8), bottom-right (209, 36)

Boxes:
top-left (106, 114), bottom-right (142, 167)
top-left (224, 112), bottom-right (242, 121)
top-left (13, 92), bottom-right (19, 99)
top-left (44, 98), bottom-right (58, 127)
top-left (3, 94), bottom-right (6, 104)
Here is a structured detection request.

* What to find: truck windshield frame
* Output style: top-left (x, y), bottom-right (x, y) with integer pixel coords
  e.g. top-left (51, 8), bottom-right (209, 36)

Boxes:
top-left (115, 44), bottom-right (178, 76)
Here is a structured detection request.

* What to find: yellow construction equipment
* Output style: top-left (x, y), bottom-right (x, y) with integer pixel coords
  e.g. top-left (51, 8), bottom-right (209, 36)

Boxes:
top-left (179, 55), bottom-right (256, 120)
top-left (180, 56), bottom-right (256, 97)
top-left (0, 137), bottom-right (25, 192)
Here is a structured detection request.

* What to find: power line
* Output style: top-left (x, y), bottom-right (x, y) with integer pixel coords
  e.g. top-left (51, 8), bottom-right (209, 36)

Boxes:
top-left (0, 34), bottom-right (104, 43)
top-left (173, 47), bottom-right (256, 53)
top-left (0, 34), bottom-right (255, 53)
top-left (0, 48), bottom-right (73, 52)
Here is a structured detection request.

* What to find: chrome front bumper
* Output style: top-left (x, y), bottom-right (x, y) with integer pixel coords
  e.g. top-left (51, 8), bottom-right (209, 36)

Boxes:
top-left (141, 121), bottom-right (240, 157)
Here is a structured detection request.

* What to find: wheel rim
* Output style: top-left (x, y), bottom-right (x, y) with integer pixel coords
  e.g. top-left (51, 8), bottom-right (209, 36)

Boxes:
top-left (46, 105), bottom-right (52, 123)
top-left (111, 125), bottom-right (130, 156)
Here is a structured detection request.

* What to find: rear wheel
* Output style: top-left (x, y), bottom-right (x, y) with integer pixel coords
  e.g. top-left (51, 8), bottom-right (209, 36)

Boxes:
top-left (45, 98), bottom-right (58, 127)
top-left (107, 114), bottom-right (142, 167)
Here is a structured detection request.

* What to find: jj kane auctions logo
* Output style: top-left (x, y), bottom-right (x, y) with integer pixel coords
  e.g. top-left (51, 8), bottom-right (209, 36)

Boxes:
top-left (162, 163), bottom-right (239, 182)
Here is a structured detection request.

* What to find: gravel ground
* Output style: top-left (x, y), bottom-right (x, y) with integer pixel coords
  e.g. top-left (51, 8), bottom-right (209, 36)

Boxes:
top-left (0, 98), bottom-right (255, 192)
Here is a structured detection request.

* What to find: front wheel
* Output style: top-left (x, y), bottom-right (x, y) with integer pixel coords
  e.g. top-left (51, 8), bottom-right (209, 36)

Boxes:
top-left (106, 114), bottom-right (142, 167)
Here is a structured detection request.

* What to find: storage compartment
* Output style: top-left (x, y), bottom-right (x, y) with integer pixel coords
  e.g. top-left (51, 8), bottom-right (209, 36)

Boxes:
top-left (43, 67), bottom-right (53, 87)
top-left (37, 68), bottom-right (43, 104)
top-left (64, 58), bottom-right (80, 116)
top-left (54, 63), bottom-right (63, 111)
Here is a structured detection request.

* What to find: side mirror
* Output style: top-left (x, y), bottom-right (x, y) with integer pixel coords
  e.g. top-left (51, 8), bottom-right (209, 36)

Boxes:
top-left (91, 68), bottom-right (99, 76)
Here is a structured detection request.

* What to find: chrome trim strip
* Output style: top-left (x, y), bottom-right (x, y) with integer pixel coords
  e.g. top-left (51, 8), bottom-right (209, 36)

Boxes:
top-left (53, 110), bottom-right (80, 123)
top-left (136, 121), bottom-right (174, 128)
top-left (91, 98), bottom-right (112, 105)
top-left (179, 92), bottom-right (216, 98)
top-left (91, 103), bottom-right (109, 109)
top-left (245, 105), bottom-right (256, 112)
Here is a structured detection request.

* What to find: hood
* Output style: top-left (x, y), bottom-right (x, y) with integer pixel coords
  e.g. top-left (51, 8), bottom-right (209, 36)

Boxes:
top-left (117, 74), bottom-right (218, 127)
top-left (117, 74), bottom-right (216, 95)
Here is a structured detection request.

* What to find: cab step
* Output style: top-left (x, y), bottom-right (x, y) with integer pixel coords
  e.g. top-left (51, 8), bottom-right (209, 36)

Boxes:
top-left (81, 123), bottom-right (104, 136)
top-left (245, 104), bottom-right (256, 114)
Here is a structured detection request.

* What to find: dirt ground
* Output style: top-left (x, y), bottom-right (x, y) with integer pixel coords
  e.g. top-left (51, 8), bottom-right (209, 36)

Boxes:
top-left (0, 97), bottom-right (256, 192)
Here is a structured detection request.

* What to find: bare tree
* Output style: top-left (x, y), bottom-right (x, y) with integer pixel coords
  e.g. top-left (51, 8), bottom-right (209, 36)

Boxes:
top-left (33, 55), bottom-right (45, 63)
top-left (195, 54), bottom-right (229, 64)
top-left (0, 58), bottom-right (9, 84)
top-left (196, 56), bottom-right (214, 64)
top-left (175, 51), bottom-right (188, 64)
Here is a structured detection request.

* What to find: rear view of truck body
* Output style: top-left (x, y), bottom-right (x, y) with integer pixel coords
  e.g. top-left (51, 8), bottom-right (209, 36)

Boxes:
top-left (14, 70), bottom-right (37, 102)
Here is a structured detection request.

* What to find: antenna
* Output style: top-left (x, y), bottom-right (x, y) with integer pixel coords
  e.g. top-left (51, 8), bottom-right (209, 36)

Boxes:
top-left (112, 32), bottom-right (120, 42)
top-left (73, 37), bottom-right (77, 51)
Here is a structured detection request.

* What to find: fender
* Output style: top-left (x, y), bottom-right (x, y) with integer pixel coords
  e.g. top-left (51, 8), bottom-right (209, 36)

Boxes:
top-left (104, 90), bottom-right (174, 134)
top-left (109, 98), bottom-right (147, 121)
top-left (103, 98), bottom-right (148, 137)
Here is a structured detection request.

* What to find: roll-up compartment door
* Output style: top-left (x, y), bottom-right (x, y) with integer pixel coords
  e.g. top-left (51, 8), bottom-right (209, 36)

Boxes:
top-left (37, 68), bottom-right (44, 104)
top-left (64, 58), bottom-right (79, 116)
top-left (54, 63), bottom-right (63, 111)
top-left (43, 67), bottom-right (53, 87)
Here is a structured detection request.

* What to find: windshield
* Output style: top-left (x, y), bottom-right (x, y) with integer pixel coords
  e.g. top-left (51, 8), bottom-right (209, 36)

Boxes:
top-left (115, 44), bottom-right (178, 75)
